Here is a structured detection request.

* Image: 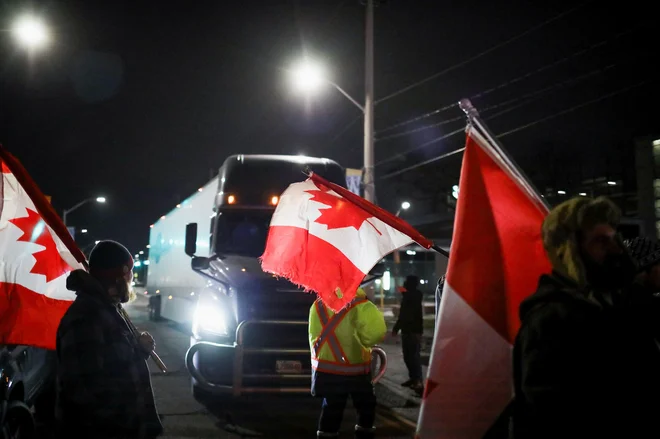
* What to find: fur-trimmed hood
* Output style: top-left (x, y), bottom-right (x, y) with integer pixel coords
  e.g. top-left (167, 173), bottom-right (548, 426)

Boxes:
top-left (541, 196), bottom-right (621, 288)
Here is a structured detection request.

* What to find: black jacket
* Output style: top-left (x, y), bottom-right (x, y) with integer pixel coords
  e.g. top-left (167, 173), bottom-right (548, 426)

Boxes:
top-left (393, 286), bottom-right (423, 335)
top-left (55, 270), bottom-right (163, 439)
top-left (511, 273), bottom-right (660, 439)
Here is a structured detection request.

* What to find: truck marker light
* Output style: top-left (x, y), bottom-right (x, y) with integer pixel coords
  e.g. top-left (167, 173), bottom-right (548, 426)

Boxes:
top-left (270, 195), bottom-right (279, 205)
top-left (198, 188), bottom-right (203, 192)
top-left (168, 295), bottom-right (173, 300)
top-left (176, 204), bottom-right (181, 208)
top-left (160, 215), bottom-right (166, 220)
top-left (227, 194), bottom-right (236, 204)
top-left (156, 290), bottom-right (160, 294)
top-left (150, 224), bottom-right (154, 228)
top-left (190, 292), bottom-right (195, 296)
top-left (241, 268), bottom-right (246, 272)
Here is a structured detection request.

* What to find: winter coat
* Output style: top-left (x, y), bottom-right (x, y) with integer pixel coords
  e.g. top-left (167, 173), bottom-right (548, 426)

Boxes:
top-left (393, 285), bottom-right (423, 335)
top-left (511, 197), bottom-right (660, 438)
top-left (309, 288), bottom-right (386, 397)
top-left (55, 270), bottom-right (163, 439)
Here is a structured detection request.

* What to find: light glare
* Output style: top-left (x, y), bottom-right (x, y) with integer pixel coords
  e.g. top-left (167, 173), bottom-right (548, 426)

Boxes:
top-left (291, 60), bottom-right (325, 93)
top-left (12, 15), bottom-right (49, 49)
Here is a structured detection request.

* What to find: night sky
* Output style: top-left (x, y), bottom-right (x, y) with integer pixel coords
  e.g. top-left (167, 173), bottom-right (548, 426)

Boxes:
top-left (0, 0), bottom-right (656, 253)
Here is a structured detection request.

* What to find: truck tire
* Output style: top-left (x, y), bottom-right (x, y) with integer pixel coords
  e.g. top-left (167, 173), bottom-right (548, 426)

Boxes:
top-left (191, 381), bottom-right (213, 404)
top-left (1, 400), bottom-right (36, 439)
top-left (33, 381), bottom-right (56, 427)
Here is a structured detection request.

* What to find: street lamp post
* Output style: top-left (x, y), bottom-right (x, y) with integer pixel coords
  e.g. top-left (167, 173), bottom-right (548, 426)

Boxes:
top-left (363, 0), bottom-right (375, 204)
top-left (289, 0), bottom-right (377, 203)
top-left (63, 196), bottom-right (106, 227)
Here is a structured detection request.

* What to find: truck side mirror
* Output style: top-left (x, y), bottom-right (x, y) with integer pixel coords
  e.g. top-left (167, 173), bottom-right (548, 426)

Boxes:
top-left (191, 256), bottom-right (210, 270)
top-left (185, 223), bottom-right (198, 257)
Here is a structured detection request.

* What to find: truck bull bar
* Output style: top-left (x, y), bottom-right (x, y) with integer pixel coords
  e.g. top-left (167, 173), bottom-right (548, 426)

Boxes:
top-left (185, 319), bottom-right (388, 397)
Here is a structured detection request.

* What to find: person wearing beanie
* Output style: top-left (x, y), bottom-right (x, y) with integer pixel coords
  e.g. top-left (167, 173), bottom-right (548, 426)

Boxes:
top-left (55, 240), bottom-right (163, 439)
top-left (510, 197), bottom-right (660, 439)
top-left (392, 274), bottom-right (424, 393)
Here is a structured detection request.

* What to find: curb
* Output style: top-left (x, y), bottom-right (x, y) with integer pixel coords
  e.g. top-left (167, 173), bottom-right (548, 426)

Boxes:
top-left (375, 376), bottom-right (423, 427)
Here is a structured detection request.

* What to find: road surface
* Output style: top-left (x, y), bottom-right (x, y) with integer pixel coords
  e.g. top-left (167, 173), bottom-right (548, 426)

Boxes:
top-left (124, 293), bottom-right (415, 438)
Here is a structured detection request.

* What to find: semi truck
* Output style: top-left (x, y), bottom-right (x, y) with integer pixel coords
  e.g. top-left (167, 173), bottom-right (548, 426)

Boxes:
top-left (146, 154), bottom-right (386, 398)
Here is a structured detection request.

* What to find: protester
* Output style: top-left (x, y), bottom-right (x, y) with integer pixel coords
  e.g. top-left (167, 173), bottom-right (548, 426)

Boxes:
top-left (309, 287), bottom-right (386, 439)
top-left (511, 196), bottom-right (660, 439)
top-left (392, 275), bottom-right (424, 393)
top-left (56, 240), bottom-right (163, 439)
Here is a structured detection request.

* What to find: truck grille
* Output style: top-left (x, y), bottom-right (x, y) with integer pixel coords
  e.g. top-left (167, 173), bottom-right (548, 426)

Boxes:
top-left (240, 321), bottom-right (310, 350)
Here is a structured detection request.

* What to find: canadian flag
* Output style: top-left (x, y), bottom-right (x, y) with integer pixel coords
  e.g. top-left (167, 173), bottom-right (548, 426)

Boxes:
top-left (260, 173), bottom-right (433, 311)
top-left (416, 127), bottom-right (551, 438)
top-left (0, 146), bottom-right (87, 350)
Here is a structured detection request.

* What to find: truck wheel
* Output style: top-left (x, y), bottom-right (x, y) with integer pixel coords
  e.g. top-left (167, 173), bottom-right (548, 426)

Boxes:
top-left (2, 401), bottom-right (36, 439)
top-left (33, 382), bottom-right (56, 427)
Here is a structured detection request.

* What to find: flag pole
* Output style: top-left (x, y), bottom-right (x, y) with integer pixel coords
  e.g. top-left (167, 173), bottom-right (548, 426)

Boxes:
top-left (459, 99), bottom-right (550, 212)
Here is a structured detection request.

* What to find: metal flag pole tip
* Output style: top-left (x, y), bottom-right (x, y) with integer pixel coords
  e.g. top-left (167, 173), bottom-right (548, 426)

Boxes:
top-left (459, 98), bottom-right (479, 119)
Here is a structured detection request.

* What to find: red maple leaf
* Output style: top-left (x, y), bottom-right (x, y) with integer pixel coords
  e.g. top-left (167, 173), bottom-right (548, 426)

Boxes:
top-left (9, 209), bottom-right (72, 282)
top-left (306, 184), bottom-right (381, 234)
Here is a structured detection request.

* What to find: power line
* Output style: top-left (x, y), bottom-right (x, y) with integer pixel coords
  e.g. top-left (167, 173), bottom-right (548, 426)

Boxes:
top-left (375, 115), bottom-right (463, 142)
top-left (376, 63), bottom-right (617, 142)
top-left (375, 22), bottom-right (644, 136)
top-left (374, 1), bottom-right (593, 105)
top-left (375, 127), bottom-right (466, 168)
top-left (374, 63), bottom-right (620, 166)
top-left (380, 79), bottom-right (651, 179)
top-left (376, 103), bottom-right (459, 135)
top-left (327, 113), bottom-right (363, 146)
top-left (496, 79), bottom-right (651, 138)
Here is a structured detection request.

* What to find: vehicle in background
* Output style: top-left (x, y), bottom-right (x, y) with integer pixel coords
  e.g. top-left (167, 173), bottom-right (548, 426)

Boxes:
top-left (0, 345), bottom-right (56, 437)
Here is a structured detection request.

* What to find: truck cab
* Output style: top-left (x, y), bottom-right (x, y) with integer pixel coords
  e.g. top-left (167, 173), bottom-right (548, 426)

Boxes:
top-left (147, 154), bottom-right (347, 397)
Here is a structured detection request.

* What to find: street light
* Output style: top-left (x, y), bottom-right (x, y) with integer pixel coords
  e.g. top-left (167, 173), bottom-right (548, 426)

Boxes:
top-left (288, 0), bottom-right (376, 203)
top-left (289, 60), bottom-right (365, 113)
top-left (12, 15), bottom-right (50, 50)
top-left (396, 201), bottom-right (411, 217)
top-left (63, 196), bottom-right (107, 226)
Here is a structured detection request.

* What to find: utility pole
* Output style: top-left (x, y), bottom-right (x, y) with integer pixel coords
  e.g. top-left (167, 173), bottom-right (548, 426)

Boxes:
top-left (363, 0), bottom-right (375, 203)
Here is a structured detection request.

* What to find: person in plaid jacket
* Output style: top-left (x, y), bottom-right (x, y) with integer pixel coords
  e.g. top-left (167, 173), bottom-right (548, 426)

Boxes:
top-left (55, 241), bottom-right (163, 439)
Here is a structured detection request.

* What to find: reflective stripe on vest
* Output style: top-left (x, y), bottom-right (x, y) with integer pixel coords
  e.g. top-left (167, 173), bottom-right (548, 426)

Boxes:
top-left (312, 298), bottom-right (370, 375)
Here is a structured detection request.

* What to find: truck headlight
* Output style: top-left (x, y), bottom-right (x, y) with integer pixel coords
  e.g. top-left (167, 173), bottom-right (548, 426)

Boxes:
top-left (192, 294), bottom-right (228, 336)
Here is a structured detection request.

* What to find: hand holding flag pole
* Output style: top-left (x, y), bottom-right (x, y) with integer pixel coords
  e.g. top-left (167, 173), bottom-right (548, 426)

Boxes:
top-left (119, 307), bottom-right (167, 373)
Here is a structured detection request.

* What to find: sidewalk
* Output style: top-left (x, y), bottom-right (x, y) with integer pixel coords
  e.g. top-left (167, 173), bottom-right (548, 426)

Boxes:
top-left (374, 312), bottom-right (435, 428)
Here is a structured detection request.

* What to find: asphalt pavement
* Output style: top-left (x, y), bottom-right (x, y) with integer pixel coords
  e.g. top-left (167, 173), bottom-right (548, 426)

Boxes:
top-left (124, 293), bottom-right (415, 438)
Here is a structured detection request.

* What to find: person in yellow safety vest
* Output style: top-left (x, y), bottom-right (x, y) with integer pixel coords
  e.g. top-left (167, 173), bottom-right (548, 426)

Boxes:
top-left (309, 287), bottom-right (387, 439)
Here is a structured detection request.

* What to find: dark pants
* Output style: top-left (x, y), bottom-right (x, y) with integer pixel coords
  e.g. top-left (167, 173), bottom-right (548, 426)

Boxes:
top-left (318, 390), bottom-right (376, 434)
top-left (402, 332), bottom-right (423, 381)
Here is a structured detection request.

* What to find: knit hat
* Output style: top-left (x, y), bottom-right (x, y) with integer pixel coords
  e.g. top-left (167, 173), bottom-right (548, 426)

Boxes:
top-left (89, 240), bottom-right (134, 280)
top-left (624, 237), bottom-right (660, 272)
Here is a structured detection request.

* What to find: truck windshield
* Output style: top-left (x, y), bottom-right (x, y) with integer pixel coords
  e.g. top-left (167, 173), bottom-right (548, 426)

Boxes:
top-left (214, 209), bottom-right (273, 258)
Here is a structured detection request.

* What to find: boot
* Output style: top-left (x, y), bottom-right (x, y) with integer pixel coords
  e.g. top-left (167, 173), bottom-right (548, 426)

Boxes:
top-left (355, 425), bottom-right (376, 439)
